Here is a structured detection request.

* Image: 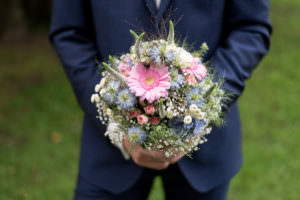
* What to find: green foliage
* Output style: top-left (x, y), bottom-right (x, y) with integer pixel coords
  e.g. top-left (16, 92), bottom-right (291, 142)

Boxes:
top-left (0, 40), bottom-right (81, 199)
top-left (132, 31), bottom-right (145, 59)
top-left (145, 123), bottom-right (172, 147)
top-left (192, 42), bottom-right (209, 61)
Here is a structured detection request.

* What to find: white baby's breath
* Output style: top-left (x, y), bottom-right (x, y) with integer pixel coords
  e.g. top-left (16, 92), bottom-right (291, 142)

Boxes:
top-left (95, 84), bottom-right (101, 92)
top-left (100, 89), bottom-right (106, 96)
top-left (99, 78), bottom-right (106, 88)
top-left (91, 94), bottom-right (96, 103)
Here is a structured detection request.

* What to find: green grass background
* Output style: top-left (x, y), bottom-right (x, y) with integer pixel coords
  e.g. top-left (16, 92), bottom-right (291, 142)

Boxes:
top-left (1, 1), bottom-right (299, 199)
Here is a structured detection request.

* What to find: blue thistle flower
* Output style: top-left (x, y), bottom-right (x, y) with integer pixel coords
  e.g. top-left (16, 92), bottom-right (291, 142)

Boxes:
top-left (170, 69), bottom-right (184, 89)
top-left (128, 126), bottom-right (147, 144)
top-left (168, 117), bottom-right (196, 136)
top-left (149, 47), bottom-right (161, 63)
top-left (102, 80), bottom-right (120, 103)
top-left (193, 120), bottom-right (206, 135)
top-left (164, 50), bottom-right (175, 64)
top-left (168, 117), bottom-right (184, 136)
top-left (116, 89), bottom-right (136, 110)
top-left (102, 93), bottom-right (114, 104)
top-left (185, 88), bottom-right (204, 107)
top-left (128, 59), bottom-right (134, 67)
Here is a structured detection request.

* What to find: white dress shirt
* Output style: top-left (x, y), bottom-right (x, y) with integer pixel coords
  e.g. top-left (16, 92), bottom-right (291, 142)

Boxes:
top-left (154, 0), bottom-right (161, 9)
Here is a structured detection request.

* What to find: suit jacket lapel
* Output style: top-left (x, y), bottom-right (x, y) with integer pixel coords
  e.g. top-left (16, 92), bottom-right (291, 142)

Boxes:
top-left (144, 0), bottom-right (172, 23)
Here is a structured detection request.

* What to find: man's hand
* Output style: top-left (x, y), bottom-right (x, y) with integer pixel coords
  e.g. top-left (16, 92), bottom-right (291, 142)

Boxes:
top-left (123, 137), bottom-right (183, 170)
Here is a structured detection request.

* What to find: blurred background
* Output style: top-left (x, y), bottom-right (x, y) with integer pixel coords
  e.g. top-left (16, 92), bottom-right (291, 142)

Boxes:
top-left (0, 0), bottom-right (299, 199)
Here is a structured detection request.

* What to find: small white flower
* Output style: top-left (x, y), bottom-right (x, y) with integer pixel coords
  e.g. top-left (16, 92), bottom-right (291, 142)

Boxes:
top-left (100, 89), bottom-right (106, 96)
top-left (91, 94), bottom-right (96, 103)
top-left (95, 84), bottom-right (101, 92)
top-left (166, 110), bottom-right (173, 119)
top-left (93, 94), bottom-right (100, 103)
top-left (106, 108), bottom-right (112, 116)
top-left (206, 127), bottom-right (212, 134)
top-left (165, 152), bottom-right (170, 158)
top-left (189, 104), bottom-right (198, 113)
top-left (99, 78), bottom-right (106, 88)
top-left (174, 47), bottom-right (194, 68)
top-left (91, 94), bottom-right (100, 103)
top-left (196, 111), bottom-right (205, 120)
top-left (184, 115), bottom-right (192, 124)
top-left (194, 109), bottom-right (202, 116)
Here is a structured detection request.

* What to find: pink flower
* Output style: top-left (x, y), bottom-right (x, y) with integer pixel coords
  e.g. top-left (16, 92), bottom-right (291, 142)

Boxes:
top-left (149, 116), bottom-right (160, 125)
top-left (118, 62), bottom-right (131, 77)
top-left (139, 98), bottom-right (147, 107)
top-left (185, 74), bottom-right (197, 85)
top-left (123, 55), bottom-right (132, 63)
top-left (137, 114), bottom-right (149, 125)
top-left (144, 105), bottom-right (155, 115)
top-left (182, 57), bottom-right (207, 81)
top-left (129, 109), bottom-right (141, 118)
top-left (127, 63), bottom-right (171, 103)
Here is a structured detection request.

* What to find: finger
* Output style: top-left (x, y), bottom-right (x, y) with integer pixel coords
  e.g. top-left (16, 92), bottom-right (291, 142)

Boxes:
top-left (131, 148), bottom-right (170, 166)
top-left (124, 135), bottom-right (169, 161)
top-left (169, 153), bottom-right (184, 164)
top-left (131, 149), bottom-right (169, 170)
top-left (123, 136), bottom-right (140, 152)
top-left (138, 149), bottom-right (168, 162)
top-left (133, 159), bottom-right (170, 170)
top-left (130, 148), bottom-right (164, 163)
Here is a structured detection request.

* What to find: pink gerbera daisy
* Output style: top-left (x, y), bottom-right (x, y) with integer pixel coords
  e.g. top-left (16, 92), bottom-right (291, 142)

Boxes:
top-left (182, 57), bottom-right (207, 81)
top-left (127, 63), bottom-right (171, 103)
top-left (118, 62), bottom-right (131, 77)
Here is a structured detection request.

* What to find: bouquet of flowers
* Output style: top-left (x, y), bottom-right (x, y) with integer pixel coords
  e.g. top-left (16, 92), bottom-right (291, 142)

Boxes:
top-left (91, 21), bottom-right (227, 157)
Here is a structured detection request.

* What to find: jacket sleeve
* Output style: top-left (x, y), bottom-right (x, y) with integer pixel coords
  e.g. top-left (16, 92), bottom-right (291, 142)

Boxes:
top-left (49, 0), bottom-right (105, 133)
top-left (212, 0), bottom-right (272, 108)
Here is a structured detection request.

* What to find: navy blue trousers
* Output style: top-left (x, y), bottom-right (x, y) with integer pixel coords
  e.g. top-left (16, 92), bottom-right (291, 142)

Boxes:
top-left (74, 164), bottom-right (230, 200)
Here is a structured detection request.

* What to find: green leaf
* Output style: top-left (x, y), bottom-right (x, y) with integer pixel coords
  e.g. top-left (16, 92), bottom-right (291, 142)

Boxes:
top-left (167, 21), bottom-right (174, 45)
top-left (129, 29), bottom-right (139, 40)
top-left (203, 83), bottom-right (217, 98)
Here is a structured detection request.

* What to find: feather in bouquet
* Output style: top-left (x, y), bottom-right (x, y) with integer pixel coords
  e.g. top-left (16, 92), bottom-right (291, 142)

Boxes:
top-left (91, 21), bottom-right (227, 157)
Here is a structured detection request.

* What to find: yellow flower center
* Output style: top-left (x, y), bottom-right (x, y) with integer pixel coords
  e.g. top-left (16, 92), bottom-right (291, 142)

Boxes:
top-left (144, 76), bottom-right (155, 85)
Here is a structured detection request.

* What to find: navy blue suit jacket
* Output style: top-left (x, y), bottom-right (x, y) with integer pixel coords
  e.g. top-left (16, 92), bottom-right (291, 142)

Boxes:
top-left (49, 0), bottom-right (271, 194)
